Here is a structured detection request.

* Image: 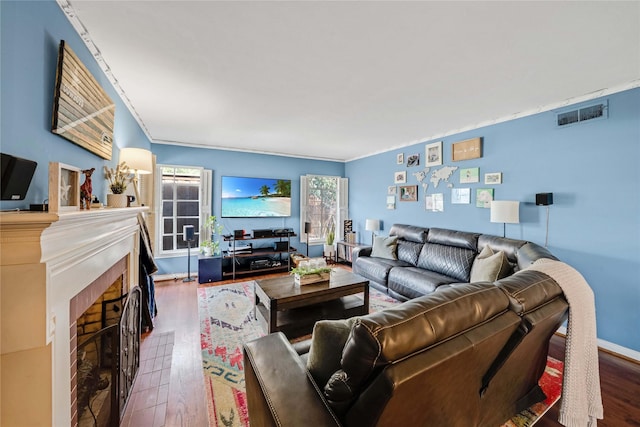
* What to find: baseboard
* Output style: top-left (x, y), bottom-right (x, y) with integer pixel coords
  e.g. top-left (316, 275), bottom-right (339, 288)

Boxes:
top-left (556, 326), bottom-right (640, 364)
top-left (154, 272), bottom-right (196, 281)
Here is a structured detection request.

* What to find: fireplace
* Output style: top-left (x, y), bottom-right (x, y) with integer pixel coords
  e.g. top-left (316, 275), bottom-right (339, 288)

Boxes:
top-left (0, 207), bottom-right (147, 426)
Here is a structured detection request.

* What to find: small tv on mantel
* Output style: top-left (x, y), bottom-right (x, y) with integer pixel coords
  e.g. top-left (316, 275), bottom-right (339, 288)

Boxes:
top-left (221, 176), bottom-right (292, 218)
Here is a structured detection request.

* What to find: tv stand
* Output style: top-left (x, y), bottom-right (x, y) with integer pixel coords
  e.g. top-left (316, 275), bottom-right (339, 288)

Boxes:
top-left (223, 231), bottom-right (296, 280)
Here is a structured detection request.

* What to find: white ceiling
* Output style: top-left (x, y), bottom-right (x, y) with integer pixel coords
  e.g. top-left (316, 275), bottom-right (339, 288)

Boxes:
top-left (65, 1), bottom-right (640, 162)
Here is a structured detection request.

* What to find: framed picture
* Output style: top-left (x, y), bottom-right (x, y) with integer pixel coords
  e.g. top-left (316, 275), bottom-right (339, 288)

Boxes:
top-left (396, 153), bottom-right (404, 164)
top-left (460, 167), bottom-right (480, 183)
top-left (394, 171), bottom-right (407, 184)
top-left (386, 196), bottom-right (396, 210)
top-left (452, 137), bottom-right (482, 162)
top-left (406, 153), bottom-right (420, 167)
top-left (451, 188), bottom-right (471, 204)
top-left (388, 185), bottom-right (397, 195)
top-left (476, 188), bottom-right (494, 208)
top-left (399, 185), bottom-right (418, 202)
top-left (425, 141), bottom-right (443, 167)
top-left (484, 172), bottom-right (502, 184)
top-left (49, 162), bottom-right (81, 213)
top-left (426, 193), bottom-right (444, 212)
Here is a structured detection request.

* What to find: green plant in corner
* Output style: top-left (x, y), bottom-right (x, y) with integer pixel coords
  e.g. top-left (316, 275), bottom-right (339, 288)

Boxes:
top-left (201, 215), bottom-right (223, 256)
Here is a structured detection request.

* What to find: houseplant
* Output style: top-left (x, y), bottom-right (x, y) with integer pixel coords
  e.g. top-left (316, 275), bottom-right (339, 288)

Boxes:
top-left (201, 215), bottom-right (223, 256)
top-left (103, 162), bottom-right (132, 208)
top-left (290, 259), bottom-right (332, 285)
top-left (323, 219), bottom-right (336, 257)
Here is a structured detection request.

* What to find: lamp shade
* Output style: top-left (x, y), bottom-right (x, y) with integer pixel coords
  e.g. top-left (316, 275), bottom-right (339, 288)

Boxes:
top-left (304, 222), bottom-right (312, 233)
top-left (119, 147), bottom-right (152, 174)
top-left (365, 219), bottom-right (380, 232)
top-left (490, 201), bottom-right (520, 224)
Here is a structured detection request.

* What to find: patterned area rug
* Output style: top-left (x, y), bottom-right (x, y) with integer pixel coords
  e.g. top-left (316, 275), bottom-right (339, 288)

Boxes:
top-left (198, 281), bottom-right (563, 427)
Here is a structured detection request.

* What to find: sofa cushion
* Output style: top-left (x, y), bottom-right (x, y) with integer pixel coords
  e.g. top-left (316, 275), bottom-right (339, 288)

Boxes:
top-left (307, 318), bottom-right (357, 387)
top-left (370, 235), bottom-right (398, 260)
top-left (353, 256), bottom-right (411, 288)
top-left (417, 243), bottom-right (476, 282)
top-left (396, 239), bottom-right (423, 265)
top-left (427, 228), bottom-right (479, 251)
top-left (388, 267), bottom-right (457, 299)
top-left (478, 235), bottom-right (526, 268)
top-left (470, 245), bottom-right (511, 282)
top-left (389, 224), bottom-right (428, 243)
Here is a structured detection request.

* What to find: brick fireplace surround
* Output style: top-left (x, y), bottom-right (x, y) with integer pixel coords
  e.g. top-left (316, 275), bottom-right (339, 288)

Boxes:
top-left (1, 207), bottom-right (147, 426)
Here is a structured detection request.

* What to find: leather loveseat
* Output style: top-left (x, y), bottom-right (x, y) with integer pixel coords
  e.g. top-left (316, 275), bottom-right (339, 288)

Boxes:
top-left (243, 265), bottom-right (569, 426)
top-left (352, 224), bottom-right (556, 301)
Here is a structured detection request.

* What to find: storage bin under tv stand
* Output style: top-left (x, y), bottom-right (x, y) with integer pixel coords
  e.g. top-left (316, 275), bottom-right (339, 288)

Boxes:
top-left (223, 232), bottom-right (296, 280)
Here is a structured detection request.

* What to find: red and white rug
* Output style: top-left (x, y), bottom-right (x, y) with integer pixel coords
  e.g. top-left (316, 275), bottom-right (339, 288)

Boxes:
top-left (198, 282), bottom-right (562, 427)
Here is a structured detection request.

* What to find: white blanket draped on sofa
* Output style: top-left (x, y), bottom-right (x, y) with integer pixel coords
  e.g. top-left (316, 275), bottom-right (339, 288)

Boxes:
top-left (528, 259), bottom-right (604, 427)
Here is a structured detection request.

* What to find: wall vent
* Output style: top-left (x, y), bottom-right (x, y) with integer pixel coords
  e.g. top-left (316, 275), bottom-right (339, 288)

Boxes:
top-left (556, 101), bottom-right (608, 127)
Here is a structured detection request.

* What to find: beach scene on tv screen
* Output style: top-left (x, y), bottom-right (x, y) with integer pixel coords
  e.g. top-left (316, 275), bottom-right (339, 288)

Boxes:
top-left (221, 176), bottom-right (292, 217)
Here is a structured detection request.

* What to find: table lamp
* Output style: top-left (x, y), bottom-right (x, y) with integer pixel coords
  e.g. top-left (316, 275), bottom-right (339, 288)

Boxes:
top-left (490, 201), bottom-right (520, 238)
top-left (119, 147), bottom-right (152, 206)
top-left (365, 219), bottom-right (380, 244)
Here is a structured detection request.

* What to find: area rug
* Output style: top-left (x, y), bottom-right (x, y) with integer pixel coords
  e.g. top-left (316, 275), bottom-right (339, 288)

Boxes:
top-left (198, 281), bottom-right (563, 427)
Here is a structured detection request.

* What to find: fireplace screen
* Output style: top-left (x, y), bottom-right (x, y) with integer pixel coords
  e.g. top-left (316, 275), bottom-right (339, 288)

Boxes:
top-left (76, 287), bottom-right (141, 427)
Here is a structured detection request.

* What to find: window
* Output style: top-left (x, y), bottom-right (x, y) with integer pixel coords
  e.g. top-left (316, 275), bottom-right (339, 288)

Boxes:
top-left (155, 165), bottom-right (211, 256)
top-left (300, 175), bottom-right (348, 245)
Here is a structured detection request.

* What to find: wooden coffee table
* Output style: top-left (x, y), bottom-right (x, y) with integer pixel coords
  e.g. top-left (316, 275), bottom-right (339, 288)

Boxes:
top-left (254, 268), bottom-right (369, 338)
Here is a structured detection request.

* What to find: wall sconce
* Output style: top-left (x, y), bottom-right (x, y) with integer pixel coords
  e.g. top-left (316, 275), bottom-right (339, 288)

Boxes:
top-left (536, 192), bottom-right (554, 247)
top-left (365, 219), bottom-right (380, 244)
top-left (490, 201), bottom-right (520, 238)
top-left (119, 147), bottom-right (152, 206)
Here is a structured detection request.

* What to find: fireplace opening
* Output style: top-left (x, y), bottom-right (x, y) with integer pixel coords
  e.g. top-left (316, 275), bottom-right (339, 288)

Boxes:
top-left (73, 271), bottom-right (141, 427)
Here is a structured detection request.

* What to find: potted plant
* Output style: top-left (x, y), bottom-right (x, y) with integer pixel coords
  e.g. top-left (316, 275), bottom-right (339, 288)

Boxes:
top-left (290, 259), bottom-right (332, 285)
top-left (201, 215), bottom-right (223, 256)
top-left (323, 219), bottom-right (336, 257)
top-left (103, 162), bottom-right (132, 207)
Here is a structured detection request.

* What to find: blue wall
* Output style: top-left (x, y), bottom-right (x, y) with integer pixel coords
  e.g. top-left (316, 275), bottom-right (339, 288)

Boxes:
top-left (150, 143), bottom-right (345, 274)
top-left (0, 0), bottom-right (152, 211)
top-left (346, 88), bottom-right (640, 352)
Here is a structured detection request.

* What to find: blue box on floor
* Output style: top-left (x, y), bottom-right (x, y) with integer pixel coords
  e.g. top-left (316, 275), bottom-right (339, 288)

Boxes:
top-left (198, 256), bottom-right (222, 283)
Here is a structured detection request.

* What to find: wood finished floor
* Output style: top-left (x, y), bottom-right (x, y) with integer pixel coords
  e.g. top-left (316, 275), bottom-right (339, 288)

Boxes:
top-left (121, 273), bottom-right (640, 426)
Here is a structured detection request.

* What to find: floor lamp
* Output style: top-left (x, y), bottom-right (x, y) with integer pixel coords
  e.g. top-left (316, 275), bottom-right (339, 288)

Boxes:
top-left (183, 225), bottom-right (196, 282)
top-left (119, 147), bottom-right (153, 206)
top-left (490, 201), bottom-right (520, 238)
top-left (365, 219), bottom-right (380, 244)
top-left (536, 193), bottom-right (554, 247)
top-left (304, 222), bottom-right (311, 257)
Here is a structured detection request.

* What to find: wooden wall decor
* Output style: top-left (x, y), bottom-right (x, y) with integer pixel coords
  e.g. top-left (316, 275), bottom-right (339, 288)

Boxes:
top-left (51, 40), bottom-right (115, 160)
top-left (451, 137), bottom-right (482, 162)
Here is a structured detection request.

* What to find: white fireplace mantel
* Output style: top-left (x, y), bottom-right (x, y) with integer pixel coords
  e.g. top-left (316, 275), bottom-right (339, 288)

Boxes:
top-left (1, 207), bottom-right (147, 427)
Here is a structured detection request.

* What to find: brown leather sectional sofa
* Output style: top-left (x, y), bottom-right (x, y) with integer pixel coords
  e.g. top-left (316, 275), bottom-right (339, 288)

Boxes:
top-left (243, 224), bottom-right (568, 426)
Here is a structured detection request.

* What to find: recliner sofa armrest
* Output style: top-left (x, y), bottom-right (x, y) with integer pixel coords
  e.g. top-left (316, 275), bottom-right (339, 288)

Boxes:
top-left (243, 332), bottom-right (342, 427)
top-left (352, 245), bottom-right (372, 266)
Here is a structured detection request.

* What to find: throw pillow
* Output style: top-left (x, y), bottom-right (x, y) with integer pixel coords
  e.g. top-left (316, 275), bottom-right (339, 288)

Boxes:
top-left (307, 318), bottom-right (357, 387)
top-left (470, 245), bottom-right (511, 282)
top-left (370, 235), bottom-right (399, 260)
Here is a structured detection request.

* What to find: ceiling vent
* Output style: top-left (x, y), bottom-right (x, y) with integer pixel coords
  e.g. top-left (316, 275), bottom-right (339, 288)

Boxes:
top-left (556, 101), bottom-right (608, 127)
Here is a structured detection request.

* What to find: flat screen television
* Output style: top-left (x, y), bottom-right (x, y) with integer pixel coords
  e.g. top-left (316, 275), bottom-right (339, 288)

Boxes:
top-left (221, 176), bottom-right (291, 218)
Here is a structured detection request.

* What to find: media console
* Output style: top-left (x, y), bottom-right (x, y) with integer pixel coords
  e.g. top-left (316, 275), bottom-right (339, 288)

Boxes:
top-left (223, 230), bottom-right (297, 280)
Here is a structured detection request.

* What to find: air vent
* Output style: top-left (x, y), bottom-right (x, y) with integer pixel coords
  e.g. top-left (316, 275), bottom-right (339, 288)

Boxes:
top-left (556, 101), bottom-right (608, 127)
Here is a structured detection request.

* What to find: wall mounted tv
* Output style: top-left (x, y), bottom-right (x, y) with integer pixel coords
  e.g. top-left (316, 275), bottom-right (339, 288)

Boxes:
top-left (221, 176), bottom-right (292, 218)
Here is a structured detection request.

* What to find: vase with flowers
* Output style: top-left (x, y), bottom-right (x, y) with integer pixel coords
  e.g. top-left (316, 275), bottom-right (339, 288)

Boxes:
top-left (103, 162), bottom-right (132, 208)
